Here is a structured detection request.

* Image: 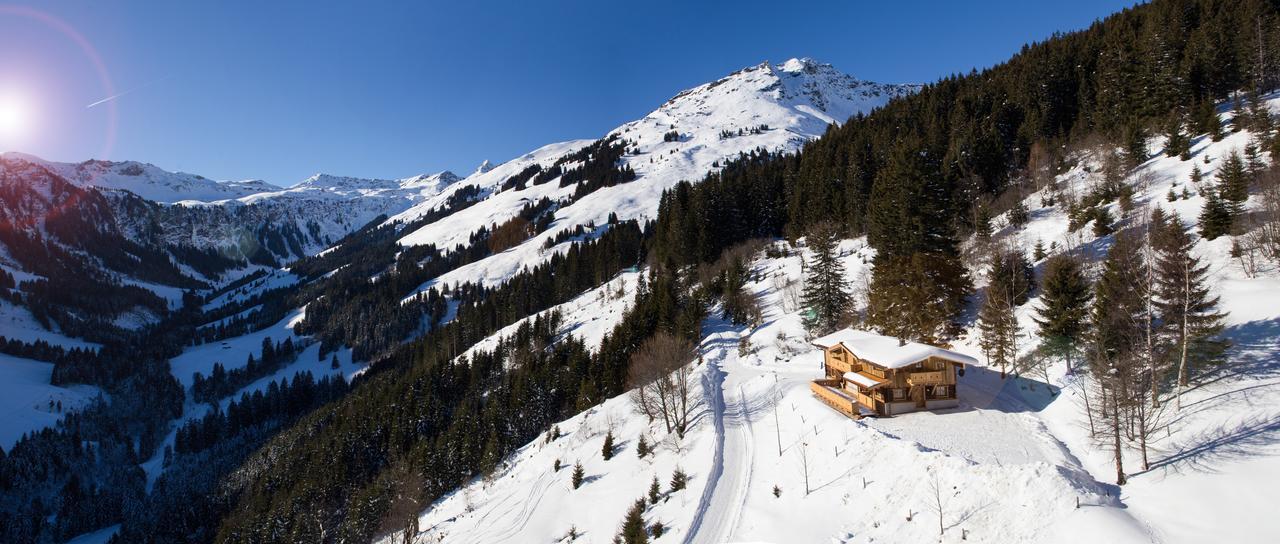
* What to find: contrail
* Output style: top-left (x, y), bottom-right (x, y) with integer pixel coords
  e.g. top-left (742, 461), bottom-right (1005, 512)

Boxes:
top-left (86, 75), bottom-right (169, 109)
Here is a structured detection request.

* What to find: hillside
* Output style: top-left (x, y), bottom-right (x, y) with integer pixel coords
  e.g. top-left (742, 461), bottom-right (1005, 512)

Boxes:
top-left (380, 94), bottom-right (1280, 544)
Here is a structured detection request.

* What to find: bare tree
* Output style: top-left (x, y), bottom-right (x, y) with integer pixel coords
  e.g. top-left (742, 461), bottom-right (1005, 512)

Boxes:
top-left (926, 468), bottom-right (946, 536)
top-left (629, 332), bottom-right (699, 437)
top-left (796, 441), bottom-right (812, 496)
top-left (1242, 170), bottom-right (1280, 266)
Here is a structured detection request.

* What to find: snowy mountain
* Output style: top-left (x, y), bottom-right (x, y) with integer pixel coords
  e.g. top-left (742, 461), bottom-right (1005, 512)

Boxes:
top-left (390, 58), bottom-right (916, 289)
top-left (376, 94), bottom-right (1280, 544)
top-left (0, 152), bottom-right (282, 204)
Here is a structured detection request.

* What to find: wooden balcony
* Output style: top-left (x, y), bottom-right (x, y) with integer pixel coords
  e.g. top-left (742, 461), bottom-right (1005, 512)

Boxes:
top-left (907, 370), bottom-right (945, 386)
top-left (810, 379), bottom-right (860, 419)
top-left (826, 357), bottom-right (855, 374)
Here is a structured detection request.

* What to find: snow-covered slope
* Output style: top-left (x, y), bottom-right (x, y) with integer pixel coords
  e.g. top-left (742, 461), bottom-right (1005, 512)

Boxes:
top-left (391, 58), bottom-right (916, 291)
top-left (380, 94), bottom-right (1280, 544)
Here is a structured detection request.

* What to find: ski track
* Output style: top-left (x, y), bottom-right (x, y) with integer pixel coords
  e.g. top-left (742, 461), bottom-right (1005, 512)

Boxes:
top-left (453, 469), bottom-right (556, 544)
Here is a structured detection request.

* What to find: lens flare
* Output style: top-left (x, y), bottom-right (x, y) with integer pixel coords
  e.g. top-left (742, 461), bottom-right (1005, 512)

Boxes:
top-left (0, 89), bottom-right (32, 150)
top-left (0, 5), bottom-right (116, 158)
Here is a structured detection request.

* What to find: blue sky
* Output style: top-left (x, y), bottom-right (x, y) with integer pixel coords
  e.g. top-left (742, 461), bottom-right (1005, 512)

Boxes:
top-left (0, 0), bottom-right (1135, 185)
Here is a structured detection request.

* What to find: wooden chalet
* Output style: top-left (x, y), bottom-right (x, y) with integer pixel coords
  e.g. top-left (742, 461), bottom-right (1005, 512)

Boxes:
top-left (808, 329), bottom-right (976, 418)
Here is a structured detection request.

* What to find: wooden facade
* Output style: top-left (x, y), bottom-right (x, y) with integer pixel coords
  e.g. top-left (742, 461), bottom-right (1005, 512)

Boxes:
top-left (809, 330), bottom-right (969, 418)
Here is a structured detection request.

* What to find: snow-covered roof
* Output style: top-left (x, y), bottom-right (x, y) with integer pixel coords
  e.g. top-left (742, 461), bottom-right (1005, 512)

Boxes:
top-left (812, 329), bottom-right (978, 369)
top-left (842, 371), bottom-right (886, 389)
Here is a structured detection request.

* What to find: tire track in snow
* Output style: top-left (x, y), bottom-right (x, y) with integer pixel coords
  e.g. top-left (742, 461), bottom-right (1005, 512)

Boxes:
top-left (684, 329), bottom-right (753, 544)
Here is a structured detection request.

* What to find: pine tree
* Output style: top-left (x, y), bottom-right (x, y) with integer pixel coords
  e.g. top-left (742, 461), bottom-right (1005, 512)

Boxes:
top-left (1034, 254), bottom-right (1092, 374)
top-left (1217, 151), bottom-right (1250, 204)
top-left (1092, 207), bottom-right (1115, 238)
top-left (669, 468), bottom-right (687, 492)
top-left (975, 205), bottom-right (994, 241)
top-left (800, 222), bottom-right (852, 334)
top-left (1008, 201), bottom-right (1031, 230)
top-left (1124, 123), bottom-right (1148, 169)
top-left (988, 248), bottom-right (1036, 306)
top-left (978, 286), bottom-right (1018, 379)
top-left (1271, 133), bottom-right (1280, 168)
top-left (1246, 88), bottom-right (1274, 134)
top-left (1164, 116), bottom-right (1190, 159)
top-left (1199, 186), bottom-right (1234, 240)
top-left (602, 430), bottom-right (615, 460)
top-left (572, 462), bottom-right (585, 489)
top-left (1190, 164), bottom-right (1203, 183)
top-left (1154, 216), bottom-right (1228, 407)
top-left (1245, 140), bottom-right (1266, 174)
top-left (1194, 99), bottom-right (1223, 142)
top-left (1033, 239), bottom-right (1047, 261)
top-left (1090, 232), bottom-right (1146, 486)
top-left (618, 498), bottom-right (649, 544)
top-left (648, 476), bottom-right (661, 505)
top-left (330, 354), bottom-right (340, 370)
top-left (636, 435), bottom-right (650, 458)
top-left (867, 253), bottom-right (971, 344)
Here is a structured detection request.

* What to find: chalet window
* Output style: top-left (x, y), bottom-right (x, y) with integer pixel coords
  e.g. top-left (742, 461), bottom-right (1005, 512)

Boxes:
top-left (892, 388), bottom-right (905, 400)
top-left (933, 385), bottom-right (948, 397)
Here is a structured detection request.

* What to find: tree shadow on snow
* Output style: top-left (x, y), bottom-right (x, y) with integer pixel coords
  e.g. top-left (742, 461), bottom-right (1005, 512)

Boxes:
top-left (1137, 412), bottom-right (1280, 477)
top-left (949, 365), bottom-right (1058, 414)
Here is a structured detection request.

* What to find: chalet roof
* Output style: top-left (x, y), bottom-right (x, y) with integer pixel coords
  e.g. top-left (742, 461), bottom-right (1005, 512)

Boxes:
top-left (812, 328), bottom-right (979, 369)
top-left (842, 371), bottom-right (887, 389)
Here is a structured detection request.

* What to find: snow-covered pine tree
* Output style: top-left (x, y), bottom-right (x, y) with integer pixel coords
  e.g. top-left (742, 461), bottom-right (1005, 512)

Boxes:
top-left (800, 222), bottom-right (852, 335)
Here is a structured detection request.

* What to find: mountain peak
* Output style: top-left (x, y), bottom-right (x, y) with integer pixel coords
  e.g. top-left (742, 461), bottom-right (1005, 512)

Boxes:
top-left (778, 57), bottom-right (821, 73)
top-left (474, 160), bottom-right (496, 175)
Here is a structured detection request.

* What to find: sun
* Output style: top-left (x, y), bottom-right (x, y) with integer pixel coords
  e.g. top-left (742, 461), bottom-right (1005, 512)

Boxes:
top-left (0, 90), bottom-right (32, 150)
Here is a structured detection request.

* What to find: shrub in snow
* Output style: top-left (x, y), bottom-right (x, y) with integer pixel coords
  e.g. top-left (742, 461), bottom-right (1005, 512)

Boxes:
top-left (572, 462), bottom-right (585, 489)
top-left (669, 468), bottom-right (687, 492)
top-left (618, 498), bottom-right (649, 544)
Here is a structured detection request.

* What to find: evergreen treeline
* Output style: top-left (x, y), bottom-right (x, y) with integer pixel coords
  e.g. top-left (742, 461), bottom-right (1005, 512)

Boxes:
top-left (190, 336), bottom-right (301, 404)
top-left (649, 0), bottom-right (1279, 343)
top-left (206, 223), bottom-right (657, 542)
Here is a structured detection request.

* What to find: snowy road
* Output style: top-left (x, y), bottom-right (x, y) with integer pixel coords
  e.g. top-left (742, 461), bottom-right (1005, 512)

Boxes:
top-left (685, 328), bottom-right (756, 544)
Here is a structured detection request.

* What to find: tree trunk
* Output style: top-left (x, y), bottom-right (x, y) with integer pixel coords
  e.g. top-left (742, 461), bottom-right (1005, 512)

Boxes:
top-left (1112, 389), bottom-right (1126, 485)
top-left (1176, 260), bottom-right (1191, 409)
top-left (1083, 380), bottom-right (1096, 437)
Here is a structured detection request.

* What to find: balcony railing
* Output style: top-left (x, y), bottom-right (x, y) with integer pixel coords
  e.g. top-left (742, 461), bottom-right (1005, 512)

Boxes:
top-left (810, 380), bottom-right (859, 418)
